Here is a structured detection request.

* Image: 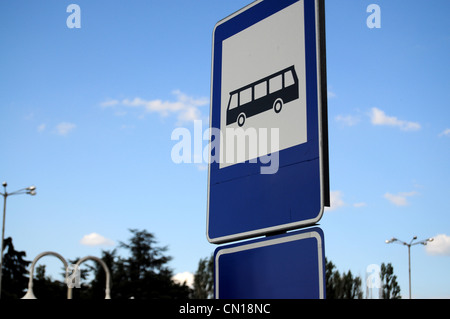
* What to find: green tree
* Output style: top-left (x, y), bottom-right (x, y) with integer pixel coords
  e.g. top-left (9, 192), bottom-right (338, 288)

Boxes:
top-left (325, 258), bottom-right (363, 299)
top-left (341, 270), bottom-right (363, 299)
top-left (380, 262), bottom-right (401, 299)
top-left (32, 264), bottom-right (66, 299)
top-left (192, 254), bottom-right (214, 299)
top-left (119, 229), bottom-right (171, 281)
top-left (113, 229), bottom-right (190, 299)
top-left (325, 258), bottom-right (339, 299)
top-left (1, 237), bottom-right (30, 299)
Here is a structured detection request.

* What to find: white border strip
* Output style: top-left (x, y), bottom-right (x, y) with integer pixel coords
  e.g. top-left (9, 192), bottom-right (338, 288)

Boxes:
top-left (206, 0), bottom-right (264, 244)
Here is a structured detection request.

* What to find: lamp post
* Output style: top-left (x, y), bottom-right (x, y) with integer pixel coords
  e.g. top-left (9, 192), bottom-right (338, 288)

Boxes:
top-left (70, 256), bottom-right (112, 299)
top-left (0, 181), bottom-right (36, 299)
top-left (22, 251), bottom-right (70, 299)
top-left (385, 236), bottom-right (434, 299)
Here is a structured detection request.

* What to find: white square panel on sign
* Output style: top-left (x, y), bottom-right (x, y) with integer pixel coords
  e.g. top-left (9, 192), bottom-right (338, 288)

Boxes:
top-left (220, 1), bottom-right (307, 169)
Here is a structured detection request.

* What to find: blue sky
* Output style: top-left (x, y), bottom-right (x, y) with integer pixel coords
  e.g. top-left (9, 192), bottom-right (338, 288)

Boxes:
top-left (1, 0), bottom-right (449, 299)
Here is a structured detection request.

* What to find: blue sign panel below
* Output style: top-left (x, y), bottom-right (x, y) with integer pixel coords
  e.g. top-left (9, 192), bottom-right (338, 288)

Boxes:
top-left (214, 227), bottom-right (326, 299)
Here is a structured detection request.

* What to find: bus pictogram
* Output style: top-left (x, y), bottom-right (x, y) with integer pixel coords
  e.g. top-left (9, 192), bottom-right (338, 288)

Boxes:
top-left (226, 65), bottom-right (299, 127)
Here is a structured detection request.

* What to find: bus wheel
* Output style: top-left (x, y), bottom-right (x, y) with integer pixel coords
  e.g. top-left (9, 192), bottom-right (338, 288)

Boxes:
top-left (273, 99), bottom-right (283, 113)
top-left (237, 113), bottom-right (246, 127)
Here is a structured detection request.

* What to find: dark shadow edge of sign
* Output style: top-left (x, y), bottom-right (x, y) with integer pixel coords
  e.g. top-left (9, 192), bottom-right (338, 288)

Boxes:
top-left (207, 214), bottom-right (324, 245)
top-left (318, 0), bottom-right (330, 208)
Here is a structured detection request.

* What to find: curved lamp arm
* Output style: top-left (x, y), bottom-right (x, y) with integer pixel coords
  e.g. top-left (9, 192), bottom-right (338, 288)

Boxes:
top-left (22, 251), bottom-right (70, 299)
top-left (69, 256), bottom-right (111, 299)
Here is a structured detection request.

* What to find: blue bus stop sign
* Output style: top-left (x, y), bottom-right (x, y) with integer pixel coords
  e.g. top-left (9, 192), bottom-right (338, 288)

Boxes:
top-left (207, 0), bottom-right (329, 244)
top-left (214, 227), bottom-right (326, 299)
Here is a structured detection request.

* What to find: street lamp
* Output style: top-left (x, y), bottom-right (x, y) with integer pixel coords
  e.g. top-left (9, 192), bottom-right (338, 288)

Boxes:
top-left (22, 251), bottom-right (70, 299)
top-left (0, 181), bottom-right (36, 299)
top-left (385, 236), bottom-right (434, 299)
top-left (22, 253), bottom-right (112, 299)
top-left (69, 256), bottom-right (112, 299)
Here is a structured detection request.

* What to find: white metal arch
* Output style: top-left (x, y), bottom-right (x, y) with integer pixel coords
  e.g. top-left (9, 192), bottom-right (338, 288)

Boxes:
top-left (68, 255), bottom-right (111, 299)
top-left (22, 251), bottom-right (70, 299)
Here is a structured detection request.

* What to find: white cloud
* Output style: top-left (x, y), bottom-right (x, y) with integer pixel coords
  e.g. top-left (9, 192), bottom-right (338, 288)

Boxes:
top-left (101, 90), bottom-right (209, 125)
top-left (325, 190), bottom-right (345, 212)
top-left (327, 90), bottom-right (336, 98)
top-left (100, 99), bottom-right (119, 108)
top-left (122, 97), bottom-right (185, 115)
top-left (177, 105), bottom-right (202, 124)
top-left (37, 123), bottom-right (46, 132)
top-left (80, 232), bottom-right (114, 247)
top-left (324, 191), bottom-right (367, 212)
top-left (335, 114), bottom-right (360, 126)
top-left (425, 234), bottom-right (450, 256)
top-left (172, 271), bottom-right (194, 288)
top-left (55, 122), bottom-right (76, 136)
top-left (438, 128), bottom-right (450, 137)
top-left (384, 191), bottom-right (418, 206)
top-left (370, 107), bottom-right (421, 131)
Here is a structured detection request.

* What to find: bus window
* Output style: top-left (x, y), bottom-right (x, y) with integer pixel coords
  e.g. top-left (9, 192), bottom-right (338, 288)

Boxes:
top-left (254, 81), bottom-right (267, 100)
top-left (228, 93), bottom-right (238, 110)
top-left (240, 87), bottom-right (252, 105)
top-left (269, 74), bottom-right (282, 94)
top-left (284, 70), bottom-right (295, 87)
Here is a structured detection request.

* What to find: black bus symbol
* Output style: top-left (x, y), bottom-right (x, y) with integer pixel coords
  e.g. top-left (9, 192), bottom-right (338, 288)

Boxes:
top-left (226, 65), bottom-right (299, 127)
